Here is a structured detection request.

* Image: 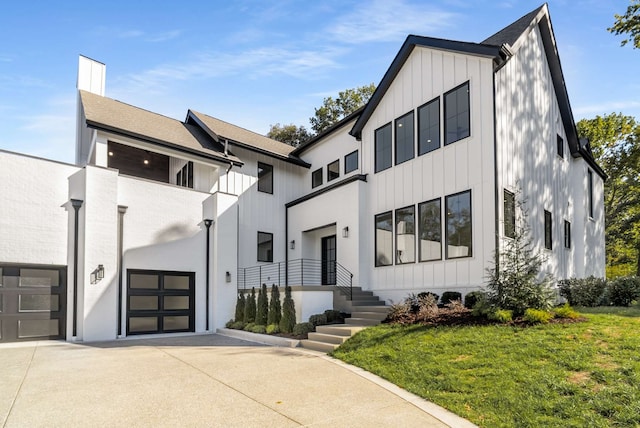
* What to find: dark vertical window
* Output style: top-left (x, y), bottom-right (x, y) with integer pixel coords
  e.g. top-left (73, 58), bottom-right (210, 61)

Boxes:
top-left (544, 210), bottom-right (552, 250)
top-left (375, 211), bottom-right (393, 267)
top-left (504, 189), bottom-right (516, 238)
top-left (557, 135), bottom-right (564, 158)
top-left (327, 159), bottom-right (339, 181)
top-left (444, 81), bottom-right (470, 145)
top-left (418, 198), bottom-right (441, 261)
top-left (588, 169), bottom-right (594, 218)
top-left (257, 162), bottom-right (273, 194)
top-left (564, 220), bottom-right (571, 249)
top-left (395, 206), bottom-right (415, 264)
top-left (177, 161), bottom-right (193, 189)
top-left (344, 150), bottom-right (358, 174)
top-left (375, 123), bottom-right (392, 173)
top-left (395, 111), bottom-right (414, 165)
top-left (257, 232), bottom-right (273, 262)
top-left (445, 190), bottom-right (472, 258)
top-left (311, 168), bottom-right (323, 188)
top-left (418, 97), bottom-right (440, 155)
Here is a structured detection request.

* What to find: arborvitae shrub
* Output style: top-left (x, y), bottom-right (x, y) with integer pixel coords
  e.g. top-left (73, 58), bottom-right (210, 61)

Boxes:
top-left (279, 285), bottom-right (296, 333)
top-left (309, 313), bottom-right (328, 327)
top-left (268, 285), bottom-right (282, 325)
top-left (235, 293), bottom-right (245, 322)
top-left (256, 284), bottom-right (268, 325)
top-left (441, 291), bottom-right (462, 305)
top-left (464, 291), bottom-right (485, 309)
top-left (244, 287), bottom-right (257, 323)
top-left (292, 322), bottom-right (314, 336)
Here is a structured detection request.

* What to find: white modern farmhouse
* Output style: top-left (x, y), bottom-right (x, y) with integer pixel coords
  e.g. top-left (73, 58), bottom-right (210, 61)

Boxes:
top-left (0, 4), bottom-right (605, 343)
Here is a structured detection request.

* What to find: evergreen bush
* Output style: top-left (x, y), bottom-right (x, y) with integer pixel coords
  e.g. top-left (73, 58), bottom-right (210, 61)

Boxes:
top-left (607, 276), bottom-right (640, 306)
top-left (441, 291), bottom-right (462, 305)
top-left (256, 284), bottom-right (268, 325)
top-left (523, 308), bottom-right (553, 324)
top-left (243, 322), bottom-right (255, 332)
top-left (230, 321), bottom-right (245, 330)
top-left (266, 324), bottom-right (280, 334)
top-left (268, 285), bottom-right (282, 325)
top-left (487, 308), bottom-right (513, 323)
top-left (235, 293), bottom-right (245, 322)
top-left (279, 285), bottom-right (296, 333)
top-left (309, 313), bottom-right (328, 327)
top-left (251, 324), bottom-right (267, 334)
top-left (225, 319), bottom-right (234, 328)
top-left (293, 322), bottom-right (314, 336)
top-left (554, 303), bottom-right (580, 319)
top-left (324, 309), bottom-right (342, 323)
top-left (244, 287), bottom-right (257, 323)
top-left (558, 276), bottom-right (607, 307)
top-left (464, 291), bottom-right (485, 309)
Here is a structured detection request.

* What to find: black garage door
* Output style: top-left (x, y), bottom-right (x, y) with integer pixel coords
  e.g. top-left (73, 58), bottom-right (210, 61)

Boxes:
top-left (0, 265), bottom-right (66, 343)
top-left (127, 270), bottom-right (195, 335)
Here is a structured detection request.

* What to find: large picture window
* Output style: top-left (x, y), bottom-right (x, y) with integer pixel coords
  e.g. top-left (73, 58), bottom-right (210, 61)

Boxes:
top-left (344, 150), bottom-right (358, 174)
top-left (375, 123), bottom-right (392, 173)
top-left (258, 162), bottom-right (273, 194)
top-left (504, 189), bottom-right (516, 239)
top-left (418, 97), bottom-right (440, 155)
top-left (375, 211), bottom-right (393, 267)
top-left (257, 232), bottom-right (273, 262)
top-left (444, 81), bottom-right (470, 145)
top-left (445, 190), bottom-right (472, 258)
top-left (418, 198), bottom-right (441, 261)
top-left (395, 206), bottom-right (415, 264)
top-left (395, 111), bottom-right (414, 165)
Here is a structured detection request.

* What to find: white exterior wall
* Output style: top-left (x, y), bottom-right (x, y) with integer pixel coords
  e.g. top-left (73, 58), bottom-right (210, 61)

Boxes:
top-left (360, 47), bottom-right (496, 302)
top-left (495, 25), bottom-right (605, 280)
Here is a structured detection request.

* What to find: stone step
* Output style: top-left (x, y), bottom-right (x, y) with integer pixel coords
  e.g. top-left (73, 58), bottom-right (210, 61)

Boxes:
top-left (308, 332), bottom-right (349, 345)
top-left (351, 305), bottom-right (390, 313)
top-left (345, 317), bottom-right (382, 326)
top-left (350, 290), bottom-right (375, 297)
top-left (300, 339), bottom-right (338, 353)
top-left (348, 294), bottom-right (380, 301)
top-left (316, 324), bottom-right (365, 337)
top-left (350, 300), bottom-right (386, 306)
top-left (351, 311), bottom-right (388, 321)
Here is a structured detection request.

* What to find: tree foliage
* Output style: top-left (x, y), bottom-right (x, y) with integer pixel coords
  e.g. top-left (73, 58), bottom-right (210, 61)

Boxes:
top-left (310, 83), bottom-right (376, 134)
top-left (577, 113), bottom-right (640, 276)
top-left (256, 283), bottom-right (268, 326)
top-left (266, 123), bottom-right (312, 148)
top-left (234, 292), bottom-right (245, 322)
top-left (608, 0), bottom-right (640, 49)
top-left (243, 287), bottom-right (257, 324)
top-left (267, 284), bottom-right (281, 325)
top-left (279, 285), bottom-right (296, 333)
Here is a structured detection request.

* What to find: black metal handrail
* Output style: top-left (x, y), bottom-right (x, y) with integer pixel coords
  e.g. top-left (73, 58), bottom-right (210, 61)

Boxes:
top-left (237, 258), bottom-right (353, 300)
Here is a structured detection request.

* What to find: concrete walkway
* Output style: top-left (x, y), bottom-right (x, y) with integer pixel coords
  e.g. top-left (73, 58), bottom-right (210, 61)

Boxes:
top-left (0, 334), bottom-right (475, 427)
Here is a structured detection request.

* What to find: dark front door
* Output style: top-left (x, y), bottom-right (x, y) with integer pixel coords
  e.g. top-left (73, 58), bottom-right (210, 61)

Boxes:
top-left (0, 265), bottom-right (67, 343)
top-left (321, 235), bottom-right (337, 285)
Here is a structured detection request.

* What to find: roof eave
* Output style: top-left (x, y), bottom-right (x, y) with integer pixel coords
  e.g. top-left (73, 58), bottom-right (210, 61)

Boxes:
top-left (292, 107), bottom-right (362, 155)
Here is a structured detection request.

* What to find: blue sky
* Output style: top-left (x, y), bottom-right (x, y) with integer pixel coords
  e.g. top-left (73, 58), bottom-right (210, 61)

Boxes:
top-left (1, 0), bottom-right (638, 164)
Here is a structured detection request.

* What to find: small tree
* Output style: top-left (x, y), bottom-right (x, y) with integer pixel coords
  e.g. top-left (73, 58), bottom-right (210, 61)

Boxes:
top-left (279, 285), bottom-right (296, 333)
top-left (256, 283), bottom-right (268, 325)
top-left (244, 287), bottom-right (257, 324)
top-left (268, 284), bottom-right (282, 325)
top-left (234, 292), bottom-right (245, 322)
top-left (485, 191), bottom-right (554, 316)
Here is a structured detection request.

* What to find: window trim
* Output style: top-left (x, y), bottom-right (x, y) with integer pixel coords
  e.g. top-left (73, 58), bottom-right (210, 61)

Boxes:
top-left (445, 190), bottom-right (473, 259)
top-left (374, 211), bottom-right (393, 267)
top-left (444, 81), bottom-right (471, 146)
top-left (557, 134), bottom-right (564, 159)
top-left (394, 110), bottom-right (415, 166)
top-left (374, 122), bottom-right (392, 173)
top-left (344, 150), bottom-right (358, 174)
top-left (564, 220), bottom-right (571, 249)
top-left (544, 210), bottom-right (553, 250)
top-left (257, 162), bottom-right (273, 194)
top-left (395, 205), bottom-right (416, 265)
top-left (311, 168), bottom-right (323, 189)
top-left (503, 189), bottom-right (516, 239)
top-left (418, 197), bottom-right (442, 262)
top-left (257, 231), bottom-right (274, 262)
top-left (327, 159), bottom-right (340, 182)
top-left (418, 96), bottom-right (441, 156)
top-left (177, 161), bottom-right (194, 189)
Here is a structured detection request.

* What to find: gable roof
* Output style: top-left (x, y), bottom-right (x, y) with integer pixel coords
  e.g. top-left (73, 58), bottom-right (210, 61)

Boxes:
top-left (186, 110), bottom-right (310, 168)
top-left (482, 5), bottom-right (546, 47)
top-left (291, 106), bottom-right (363, 156)
top-left (79, 90), bottom-right (243, 166)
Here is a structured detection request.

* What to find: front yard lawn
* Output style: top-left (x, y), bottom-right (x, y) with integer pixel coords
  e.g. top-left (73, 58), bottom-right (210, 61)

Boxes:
top-left (331, 307), bottom-right (640, 427)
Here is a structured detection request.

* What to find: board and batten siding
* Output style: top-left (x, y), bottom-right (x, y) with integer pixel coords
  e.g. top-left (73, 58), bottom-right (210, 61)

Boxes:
top-left (359, 46), bottom-right (496, 302)
top-left (495, 24), bottom-right (605, 280)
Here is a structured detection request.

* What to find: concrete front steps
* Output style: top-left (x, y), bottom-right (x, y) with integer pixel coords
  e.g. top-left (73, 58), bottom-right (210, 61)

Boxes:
top-left (301, 289), bottom-right (389, 353)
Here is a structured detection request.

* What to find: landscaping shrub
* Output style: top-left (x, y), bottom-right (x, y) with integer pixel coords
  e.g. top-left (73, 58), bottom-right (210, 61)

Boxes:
top-left (293, 322), bottom-right (314, 336)
top-left (385, 301), bottom-right (413, 324)
top-left (523, 308), bottom-right (553, 324)
top-left (441, 291), bottom-right (462, 305)
top-left (464, 291), bottom-right (485, 309)
top-left (243, 322), bottom-right (255, 332)
top-left (279, 285), bottom-right (296, 333)
top-left (244, 287), bottom-right (257, 323)
top-left (418, 292), bottom-right (440, 304)
top-left (230, 321), bottom-right (246, 330)
top-left (267, 285), bottom-right (282, 325)
top-left (225, 319), bottom-right (234, 328)
top-left (416, 293), bottom-right (438, 322)
top-left (256, 284), bottom-right (268, 326)
top-left (558, 276), bottom-right (607, 307)
top-left (444, 299), bottom-right (466, 313)
top-left (234, 293), bottom-right (245, 322)
top-left (554, 303), bottom-right (580, 319)
top-left (309, 313), bottom-right (328, 328)
top-left (324, 309), bottom-right (342, 323)
top-left (266, 324), bottom-right (280, 334)
top-left (251, 324), bottom-right (267, 334)
top-left (471, 294), bottom-right (492, 317)
top-left (487, 309), bottom-right (513, 323)
top-left (607, 276), bottom-right (640, 306)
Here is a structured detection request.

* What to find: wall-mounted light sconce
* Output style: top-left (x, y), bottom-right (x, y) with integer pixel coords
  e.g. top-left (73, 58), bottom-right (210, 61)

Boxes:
top-left (342, 227), bottom-right (349, 238)
top-left (225, 271), bottom-right (231, 283)
top-left (90, 264), bottom-right (105, 284)
top-left (290, 240), bottom-right (295, 250)
top-left (97, 264), bottom-right (104, 280)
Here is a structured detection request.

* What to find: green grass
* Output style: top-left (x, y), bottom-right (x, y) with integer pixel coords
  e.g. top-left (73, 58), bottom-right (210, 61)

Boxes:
top-left (331, 307), bottom-right (640, 427)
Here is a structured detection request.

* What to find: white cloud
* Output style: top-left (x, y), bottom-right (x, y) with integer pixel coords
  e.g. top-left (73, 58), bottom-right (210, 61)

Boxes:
top-left (145, 30), bottom-right (182, 43)
top-left (573, 100), bottom-right (640, 117)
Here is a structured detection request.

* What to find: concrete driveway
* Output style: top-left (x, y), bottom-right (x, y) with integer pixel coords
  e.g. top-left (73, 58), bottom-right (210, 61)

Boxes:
top-left (0, 334), bottom-right (474, 427)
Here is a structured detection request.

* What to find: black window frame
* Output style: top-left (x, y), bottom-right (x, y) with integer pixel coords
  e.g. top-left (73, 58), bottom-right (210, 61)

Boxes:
top-left (344, 150), bottom-right (358, 174)
top-left (257, 231), bottom-right (273, 262)
top-left (564, 220), bottom-right (571, 249)
top-left (394, 110), bottom-right (415, 165)
top-left (557, 134), bottom-right (564, 159)
top-left (504, 189), bottom-right (516, 239)
top-left (374, 211), bottom-right (393, 267)
top-left (544, 210), bottom-right (553, 250)
top-left (374, 123), bottom-right (392, 173)
top-left (327, 159), bottom-right (340, 182)
top-left (311, 168), bottom-right (323, 188)
top-left (444, 81), bottom-right (470, 145)
top-left (176, 161), bottom-right (194, 189)
top-left (257, 162), bottom-right (273, 194)
top-left (588, 169), bottom-right (594, 218)
top-left (418, 97), bottom-right (440, 156)
top-left (418, 198), bottom-right (442, 262)
top-left (395, 205), bottom-right (416, 265)
top-left (445, 190), bottom-right (472, 259)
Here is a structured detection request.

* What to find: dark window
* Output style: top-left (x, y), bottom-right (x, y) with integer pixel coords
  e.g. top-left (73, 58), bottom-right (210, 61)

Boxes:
top-left (588, 169), bottom-right (594, 218)
top-left (257, 232), bottom-right (273, 262)
top-left (564, 220), bottom-right (571, 249)
top-left (504, 189), bottom-right (516, 239)
top-left (345, 150), bottom-right (358, 174)
top-left (544, 210), bottom-right (552, 250)
top-left (395, 111), bottom-right (414, 165)
top-left (375, 123), bottom-right (392, 173)
top-left (327, 159), bottom-right (339, 181)
top-left (375, 211), bottom-right (393, 267)
top-left (418, 97), bottom-right (440, 155)
top-left (395, 206), bottom-right (415, 264)
top-left (258, 162), bottom-right (273, 194)
top-left (557, 135), bottom-right (564, 158)
top-left (445, 190), bottom-right (472, 259)
top-left (418, 198), bottom-right (441, 261)
top-left (176, 161), bottom-right (193, 188)
top-left (444, 81), bottom-right (470, 145)
top-left (312, 168), bottom-right (323, 188)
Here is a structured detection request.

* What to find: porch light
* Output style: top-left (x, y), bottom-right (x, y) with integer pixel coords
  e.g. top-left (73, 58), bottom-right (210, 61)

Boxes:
top-left (97, 264), bottom-right (105, 280)
top-left (342, 227), bottom-right (349, 238)
top-left (143, 159), bottom-right (149, 165)
top-left (290, 240), bottom-right (295, 250)
top-left (225, 271), bottom-right (231, 283)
